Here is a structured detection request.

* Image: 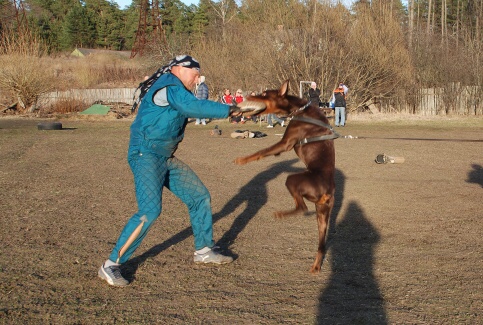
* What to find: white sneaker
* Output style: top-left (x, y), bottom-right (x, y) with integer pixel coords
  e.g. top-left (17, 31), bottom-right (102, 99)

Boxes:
top-left (98, 263), bottom-right (129, 287)
top-left (281, 121), bottom-right (285, 127)
top-left (267, 125), bottom-right (274, 128)
top-left (194, 249), bottom-right (233, 264)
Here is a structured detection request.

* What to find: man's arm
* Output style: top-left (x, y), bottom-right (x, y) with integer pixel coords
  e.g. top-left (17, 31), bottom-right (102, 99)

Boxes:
top-left (168, 85), bottom-right (230, 119)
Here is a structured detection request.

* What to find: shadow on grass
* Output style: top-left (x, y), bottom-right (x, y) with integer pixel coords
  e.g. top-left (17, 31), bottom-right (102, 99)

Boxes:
top-left (124, 158), bottom-right (303, 278)
top-left (317, 194), bottom-right (387, 324)
top-left (467, 164), bottom-right (483, 188)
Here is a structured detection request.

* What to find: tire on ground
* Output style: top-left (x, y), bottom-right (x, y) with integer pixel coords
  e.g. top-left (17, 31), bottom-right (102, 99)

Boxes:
top-left (37, 122), bottom-right (63, 130)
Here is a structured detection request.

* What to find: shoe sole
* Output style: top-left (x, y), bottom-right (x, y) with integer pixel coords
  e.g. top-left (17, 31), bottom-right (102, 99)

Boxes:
top-left (194, 260), bottom-right (232, 265)
top-left (194, 256), bottom-right (233, 265)
top-left (98, 267), bottom-right (129, 287)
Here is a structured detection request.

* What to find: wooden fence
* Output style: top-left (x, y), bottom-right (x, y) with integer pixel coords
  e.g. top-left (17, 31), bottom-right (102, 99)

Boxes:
top-left (38, 86), bottom-right (482, 116)
top-left (38, 88), bottom-right (137, 107)
top-left (378, 85), bottom-right (482, 115)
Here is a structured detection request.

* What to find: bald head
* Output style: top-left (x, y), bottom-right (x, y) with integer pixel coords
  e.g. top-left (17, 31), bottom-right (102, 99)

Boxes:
top-left (171, 65), bottom-right (201, 91)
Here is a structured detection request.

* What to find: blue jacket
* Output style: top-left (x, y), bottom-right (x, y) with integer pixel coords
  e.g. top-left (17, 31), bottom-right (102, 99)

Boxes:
top-left (130, 73), bottom-right (229, 157)
top-left (196, 82), bottom-right (209, 100)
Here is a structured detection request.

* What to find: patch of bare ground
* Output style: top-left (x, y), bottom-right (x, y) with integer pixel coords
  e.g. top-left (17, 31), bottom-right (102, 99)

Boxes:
top-left (0, 116), bottom-right (481, 324)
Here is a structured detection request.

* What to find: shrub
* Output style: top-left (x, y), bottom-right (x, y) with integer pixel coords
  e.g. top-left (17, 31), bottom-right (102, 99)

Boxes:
top-left (0, 29), bottom-right (55, 113)
top-left (43, 98), bottom-right (88, 116)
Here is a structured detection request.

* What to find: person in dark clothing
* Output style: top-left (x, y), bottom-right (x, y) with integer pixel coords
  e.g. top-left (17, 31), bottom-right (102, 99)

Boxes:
top-left (308, 82), bottom-right (321, 107)
top-left (332, 82), bottom-right (347, 126)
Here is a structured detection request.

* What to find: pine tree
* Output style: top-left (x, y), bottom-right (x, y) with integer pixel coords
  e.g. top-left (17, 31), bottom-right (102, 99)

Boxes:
top-left (60, 4), bottom-right (96, 49)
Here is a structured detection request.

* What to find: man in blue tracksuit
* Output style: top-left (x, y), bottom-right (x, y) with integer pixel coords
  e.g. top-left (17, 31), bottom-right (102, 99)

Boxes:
top-left (98, 55), bottom-right (239, 286)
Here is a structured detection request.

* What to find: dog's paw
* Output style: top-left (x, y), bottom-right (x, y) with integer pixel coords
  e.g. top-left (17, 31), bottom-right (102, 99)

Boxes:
top-left (310, 265), bottom-right (321, 274)
top-left (234, 157), bottom-right (247, 165)
top-left (310, 255), bottom-right (324, 274)
top-left (273, 211), bottom-right (284, 219)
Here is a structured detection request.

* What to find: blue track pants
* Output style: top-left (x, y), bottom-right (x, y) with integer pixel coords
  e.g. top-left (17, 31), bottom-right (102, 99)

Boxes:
top-left (109, 148), bottom-right (214, 264)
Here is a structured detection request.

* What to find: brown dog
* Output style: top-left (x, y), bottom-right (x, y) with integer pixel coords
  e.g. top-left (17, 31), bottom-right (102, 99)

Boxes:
top-left (235, 80), bottom-right (338, 273)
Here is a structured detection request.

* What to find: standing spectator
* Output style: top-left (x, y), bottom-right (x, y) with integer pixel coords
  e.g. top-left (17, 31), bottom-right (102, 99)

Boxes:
top-left (308, 82), bottom-right (321, 107)
top-left (97, 55), bottom-right (240, 287)
top-left (231, 89), bottom-right (245, 124)
top-left (266, 114), bottom-right (285, 128)
top-left (195, 75), bottom-right (209, 125)
top-left (341, 82), bottom-right (349, 96)
top-left (332, 82), bottom-right (347, 127)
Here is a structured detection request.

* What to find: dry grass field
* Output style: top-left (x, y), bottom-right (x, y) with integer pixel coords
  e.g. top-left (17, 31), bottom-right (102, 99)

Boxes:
top-left (0, 116), bottom-right (481, 324)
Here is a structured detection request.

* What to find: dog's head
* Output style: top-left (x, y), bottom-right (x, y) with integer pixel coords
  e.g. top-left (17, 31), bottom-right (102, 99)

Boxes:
top-left (238, 80), bottom-right (308, 117)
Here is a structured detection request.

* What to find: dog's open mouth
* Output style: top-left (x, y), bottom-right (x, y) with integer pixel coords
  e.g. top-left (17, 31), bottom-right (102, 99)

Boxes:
top-left (237, 100), bottom-right (266, 116)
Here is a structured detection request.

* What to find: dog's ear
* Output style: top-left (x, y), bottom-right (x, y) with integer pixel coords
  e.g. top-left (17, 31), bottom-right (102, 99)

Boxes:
top-left (279, 80), bottom-right (290, 97)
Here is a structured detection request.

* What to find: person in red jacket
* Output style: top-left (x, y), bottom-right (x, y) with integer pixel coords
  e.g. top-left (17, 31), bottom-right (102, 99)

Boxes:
top-left (234, 89), bottom-right (246, 123)
top-left (221, 88), bottom-right (233, 105)
top-left (234, 89), bottom-right (244, 104)
top-left (230, 89), bottom-right (245, 123)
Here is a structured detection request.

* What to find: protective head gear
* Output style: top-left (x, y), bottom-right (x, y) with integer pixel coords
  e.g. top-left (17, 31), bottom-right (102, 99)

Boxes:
top-left (132, 55), bottom-right (200, 112)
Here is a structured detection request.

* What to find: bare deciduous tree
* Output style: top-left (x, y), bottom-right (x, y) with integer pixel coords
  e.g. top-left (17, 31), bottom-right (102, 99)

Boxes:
top-left (0, 28), bottom-right (54, 113)
top-left (210, 0), bottom-right (239, 42)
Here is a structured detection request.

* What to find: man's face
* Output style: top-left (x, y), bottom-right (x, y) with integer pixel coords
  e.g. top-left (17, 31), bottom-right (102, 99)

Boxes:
top-left (171, 66), bottom-right (200, 90)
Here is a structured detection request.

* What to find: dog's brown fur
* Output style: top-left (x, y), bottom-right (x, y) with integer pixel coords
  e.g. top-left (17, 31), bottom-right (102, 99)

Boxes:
top-left (235, 80), bottom-right (336, 273)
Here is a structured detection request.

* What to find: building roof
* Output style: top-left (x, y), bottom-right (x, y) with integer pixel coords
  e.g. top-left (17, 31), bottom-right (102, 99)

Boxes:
top-left (70, 48), bottom-right (131, 58)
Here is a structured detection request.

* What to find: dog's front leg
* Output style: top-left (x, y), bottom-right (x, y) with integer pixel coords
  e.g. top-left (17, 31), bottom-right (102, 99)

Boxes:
top-left (234, 140), bottom-right (295, 165)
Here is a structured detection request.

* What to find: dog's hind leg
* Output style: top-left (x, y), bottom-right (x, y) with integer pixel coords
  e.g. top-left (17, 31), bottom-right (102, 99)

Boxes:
top-left (310, 193), bottom-right (334, 273)
top-left (273, 173), bottom-right (309, 218)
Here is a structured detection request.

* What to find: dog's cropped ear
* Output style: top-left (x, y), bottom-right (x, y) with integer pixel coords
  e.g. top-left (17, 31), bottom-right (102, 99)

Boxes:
top-left (279, 80), bottom-right (290, 97)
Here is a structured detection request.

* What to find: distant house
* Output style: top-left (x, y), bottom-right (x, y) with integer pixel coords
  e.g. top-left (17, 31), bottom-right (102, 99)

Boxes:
top-left (70, 48), bottom-right (131, 58)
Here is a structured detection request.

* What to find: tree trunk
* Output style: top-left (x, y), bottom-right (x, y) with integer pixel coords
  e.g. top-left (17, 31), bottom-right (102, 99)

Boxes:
top-left (441, 0), bottom-right (446, 43)
top-left (456, 0), bottom-right (460, 49)
top-left (408, 0), bottom-right (414, 47)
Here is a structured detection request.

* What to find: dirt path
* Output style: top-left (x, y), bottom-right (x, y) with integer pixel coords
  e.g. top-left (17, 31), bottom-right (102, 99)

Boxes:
top-left (0, 117), bottom-right (481, 324)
